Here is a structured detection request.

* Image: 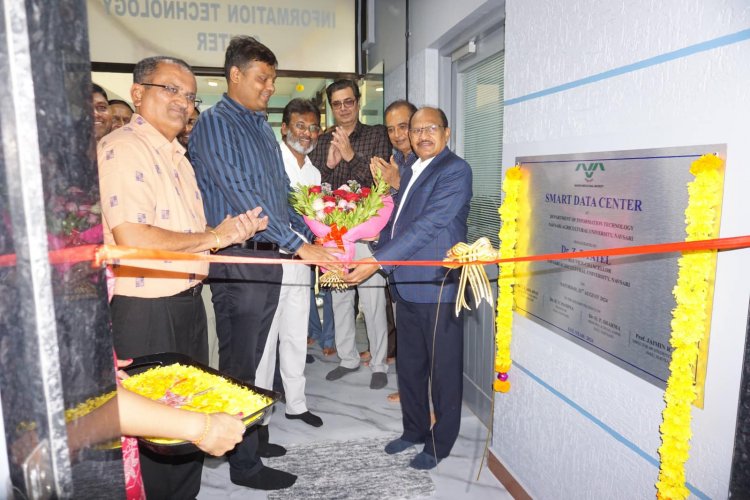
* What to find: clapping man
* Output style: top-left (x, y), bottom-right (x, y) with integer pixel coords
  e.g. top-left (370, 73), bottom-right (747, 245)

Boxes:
top-left (370, 99), bottom-right (418, 403)
top-left (309, 79), bottom-right (392, 389)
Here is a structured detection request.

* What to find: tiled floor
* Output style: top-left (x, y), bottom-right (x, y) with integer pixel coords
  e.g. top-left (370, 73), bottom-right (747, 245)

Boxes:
top-left (198, 335), bottom-right (511, 499)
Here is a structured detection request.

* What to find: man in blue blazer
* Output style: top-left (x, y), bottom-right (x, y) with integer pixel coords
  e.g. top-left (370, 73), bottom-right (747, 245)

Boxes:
top-left (345, 106), bottom-right (473, 469)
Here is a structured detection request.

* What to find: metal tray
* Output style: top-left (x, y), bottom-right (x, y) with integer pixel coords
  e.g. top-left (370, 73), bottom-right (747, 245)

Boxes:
top-left (124, 352), bottom-right (280, 455)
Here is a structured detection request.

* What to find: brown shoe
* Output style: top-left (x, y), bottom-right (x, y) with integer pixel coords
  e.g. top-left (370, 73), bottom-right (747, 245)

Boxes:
top-left (387, 392), bottom-right (400, 403)
top-left (359, 350), bottom-right (371, 361)
top-left (307, 337), bottom-right (315, 346)
top-left (322, 347), bottom-right (337, 356)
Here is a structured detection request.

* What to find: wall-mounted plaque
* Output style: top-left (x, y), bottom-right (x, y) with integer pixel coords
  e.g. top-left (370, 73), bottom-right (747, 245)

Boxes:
top-left (514, 145), bottom-right (725, 400)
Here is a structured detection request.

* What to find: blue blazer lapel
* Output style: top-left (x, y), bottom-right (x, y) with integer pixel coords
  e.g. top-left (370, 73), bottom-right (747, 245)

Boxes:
top-left (396, 148), bottom-right (452, 221)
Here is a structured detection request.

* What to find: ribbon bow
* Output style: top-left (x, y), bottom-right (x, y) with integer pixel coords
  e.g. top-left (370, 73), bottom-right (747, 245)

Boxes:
top-left (319, 223), bottom-right (348, 252)
top-left (443, 238), bottom-right (498, 316)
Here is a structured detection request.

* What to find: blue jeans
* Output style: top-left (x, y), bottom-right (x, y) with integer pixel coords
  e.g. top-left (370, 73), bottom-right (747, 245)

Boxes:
top-left (308, 272), bottom-right (335, 349)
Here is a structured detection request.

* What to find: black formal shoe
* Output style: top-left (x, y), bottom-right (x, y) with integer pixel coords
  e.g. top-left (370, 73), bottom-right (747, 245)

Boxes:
top-left (306, 354), bottom-right (315, 364)
top-left (230, 466), bottom-right (297, 490)
top-left (370, 372), bottom-right (388, 390)
top-left (285, 411), bottom-right (323, 427)
top-left (326, 365), bottom-right (359, 381)
top-left (257, 424), bottom-right (286, 458)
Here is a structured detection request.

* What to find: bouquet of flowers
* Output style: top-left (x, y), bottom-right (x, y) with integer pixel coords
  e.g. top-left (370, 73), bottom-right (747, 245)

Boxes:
top-left (290, 170), bottom-right (393, 283)
top-left (47, 186), bottom-right (102, 249)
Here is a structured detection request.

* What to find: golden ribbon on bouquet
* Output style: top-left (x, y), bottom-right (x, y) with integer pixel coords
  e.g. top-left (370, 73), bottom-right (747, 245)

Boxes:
top-left (443, 237), bottom-right (499, 316)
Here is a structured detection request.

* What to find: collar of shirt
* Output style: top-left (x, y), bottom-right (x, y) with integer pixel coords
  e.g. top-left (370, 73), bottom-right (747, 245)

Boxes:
top-left (221, 93), bottom-right (269, 123)
top-left (129, 113), bottom-right (186, 159)
top-left (392, 155), bottom-right (434, 233)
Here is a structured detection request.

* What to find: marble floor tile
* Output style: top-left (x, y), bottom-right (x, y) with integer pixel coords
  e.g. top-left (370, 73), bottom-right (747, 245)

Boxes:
top-left (198, 343), bottom-right (510, 499)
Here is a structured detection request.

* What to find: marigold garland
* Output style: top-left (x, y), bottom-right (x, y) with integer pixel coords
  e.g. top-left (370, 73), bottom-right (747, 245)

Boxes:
top-left (656, 154), bottom-right (723, 500)
top-left (494, 166), bottom-right (522, 392)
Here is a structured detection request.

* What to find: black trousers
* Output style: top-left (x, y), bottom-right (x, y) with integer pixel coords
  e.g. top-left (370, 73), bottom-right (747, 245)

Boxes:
top-left (208, 247), bottom-right (282, 478)
top-left (110, 291), bottom-right (208, 500)
top-left (395, 299), bottom-right (463, 459)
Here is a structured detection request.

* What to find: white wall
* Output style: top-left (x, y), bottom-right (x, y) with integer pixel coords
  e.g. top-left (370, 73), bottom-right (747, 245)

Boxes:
top-left (373, 0), bottom-right (503, 105)
top-left (497, 1), bottom-right (750, 498)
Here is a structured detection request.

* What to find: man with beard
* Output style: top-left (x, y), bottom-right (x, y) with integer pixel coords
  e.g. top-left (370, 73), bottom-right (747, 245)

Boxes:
top-left (254, 98), bottom-right (324, 428)
top-left (92, 83), bottom-right (112, 143)
top-left (189, 36), bottom-right (339, 491)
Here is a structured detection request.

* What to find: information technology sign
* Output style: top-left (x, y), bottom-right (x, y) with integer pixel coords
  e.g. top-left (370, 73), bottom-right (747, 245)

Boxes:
top-left (87, 0), bottom-right (355, 72)
top-left (514, 145), bottom-right (725, 390)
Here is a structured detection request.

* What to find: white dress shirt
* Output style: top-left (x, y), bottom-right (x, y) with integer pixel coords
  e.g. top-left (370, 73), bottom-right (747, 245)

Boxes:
top-left (280, 140), bottom-right (321, 245)
top-left (392, 156), bottom-right (433, 235)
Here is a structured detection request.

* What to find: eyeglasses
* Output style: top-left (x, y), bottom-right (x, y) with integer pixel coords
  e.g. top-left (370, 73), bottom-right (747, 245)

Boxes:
top-left (386, 123), bottom-right (409, 134)
top-left (293, 122), bottom-right (321, 133)
top-left (138, 82), bottom-right (202, 107)
top-left (330, 98), bottom-right (357, 110)
top-left (409, 124), bottom-right (444, 136)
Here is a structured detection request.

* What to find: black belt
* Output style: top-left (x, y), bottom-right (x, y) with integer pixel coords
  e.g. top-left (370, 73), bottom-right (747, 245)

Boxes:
top-left (232, 240), bottom-right (298, 259)
top-left (237, 240), bottom-right (279, 251)
top-left (171, 283), bottom-right (203, 297)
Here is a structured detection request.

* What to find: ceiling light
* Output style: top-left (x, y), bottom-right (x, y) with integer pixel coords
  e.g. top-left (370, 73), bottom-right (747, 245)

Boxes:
top-left (375, 87), bottom-right (384, 92)
top-left (207, 80), bottom-right (218, 87)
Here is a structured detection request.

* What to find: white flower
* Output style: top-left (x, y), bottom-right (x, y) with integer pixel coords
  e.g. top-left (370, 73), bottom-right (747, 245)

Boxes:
top-left (337, 199), bottom-right (348, 209)
top-left (312, 198), bottom-right (325, 211)
top-left (324, 201), bottom-right (336, 208)
top-left (338, 184), bottom-right (351, 192)
top-left (315, 210), bottom-right (326, 221)
top-left (347, 201), bottom-right (357, 210)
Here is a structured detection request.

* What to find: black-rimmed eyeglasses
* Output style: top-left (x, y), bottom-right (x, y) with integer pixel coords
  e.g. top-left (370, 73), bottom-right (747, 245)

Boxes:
top-left (138, 83), bottom-right (202, 107)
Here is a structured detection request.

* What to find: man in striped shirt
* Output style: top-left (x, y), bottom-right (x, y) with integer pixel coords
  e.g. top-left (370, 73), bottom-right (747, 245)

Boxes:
top-left (189, 36), bottom-right (339, 491)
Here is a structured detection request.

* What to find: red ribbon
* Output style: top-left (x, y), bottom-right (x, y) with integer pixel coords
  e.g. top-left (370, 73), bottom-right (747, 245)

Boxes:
top-left (0, 235), bottom-right (748, 269)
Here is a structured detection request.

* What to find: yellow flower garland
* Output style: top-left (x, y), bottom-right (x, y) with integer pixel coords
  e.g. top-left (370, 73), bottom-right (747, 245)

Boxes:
top-left (494, 166), bottom-right (522, 392)
top-left (656, 154), bottom-right (723, 500)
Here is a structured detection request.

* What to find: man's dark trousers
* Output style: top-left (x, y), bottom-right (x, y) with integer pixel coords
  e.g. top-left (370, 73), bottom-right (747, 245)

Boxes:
top-left (209, 247), bottom-right (282, 478)
top-left (395, 298), bottom-right (463, 459)
top-left (110, 291), bottom-right (208, 500)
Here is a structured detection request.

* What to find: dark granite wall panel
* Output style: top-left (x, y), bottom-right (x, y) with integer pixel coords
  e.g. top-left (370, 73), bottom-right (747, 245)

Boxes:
top-left (730, 300), bottom-right (750, 498)
top-left (0, 1), bottom-right (124, 497)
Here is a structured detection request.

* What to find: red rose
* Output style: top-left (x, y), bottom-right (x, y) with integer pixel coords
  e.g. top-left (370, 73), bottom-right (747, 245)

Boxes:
top-left (332, 189), bottom-right (348, 197)
top-left (309, 185), bottom-right (322, 194)
top-left (323, 206), bottom-right (334, 214)
top-left (323, 195), bottom-right (336, 203)
top-left (360, 187), bottom-right (371, 197)
top-left (342, 192), bottom-right (359, 202)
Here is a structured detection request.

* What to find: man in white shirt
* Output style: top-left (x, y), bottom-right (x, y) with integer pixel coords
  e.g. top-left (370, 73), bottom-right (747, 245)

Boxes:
top-left (254, 98), bottom-right (324, 427)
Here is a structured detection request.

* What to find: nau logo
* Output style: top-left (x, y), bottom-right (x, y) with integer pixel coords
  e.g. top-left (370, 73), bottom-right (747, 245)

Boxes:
top-left (575, 162), bottom-right (605, 182)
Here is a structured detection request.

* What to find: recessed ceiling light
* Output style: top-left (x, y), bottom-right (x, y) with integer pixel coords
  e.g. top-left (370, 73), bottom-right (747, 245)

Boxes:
top-left (207, 80), bottom-right (218, 87)
top-left (375, 86), bottom-right (384, 92)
